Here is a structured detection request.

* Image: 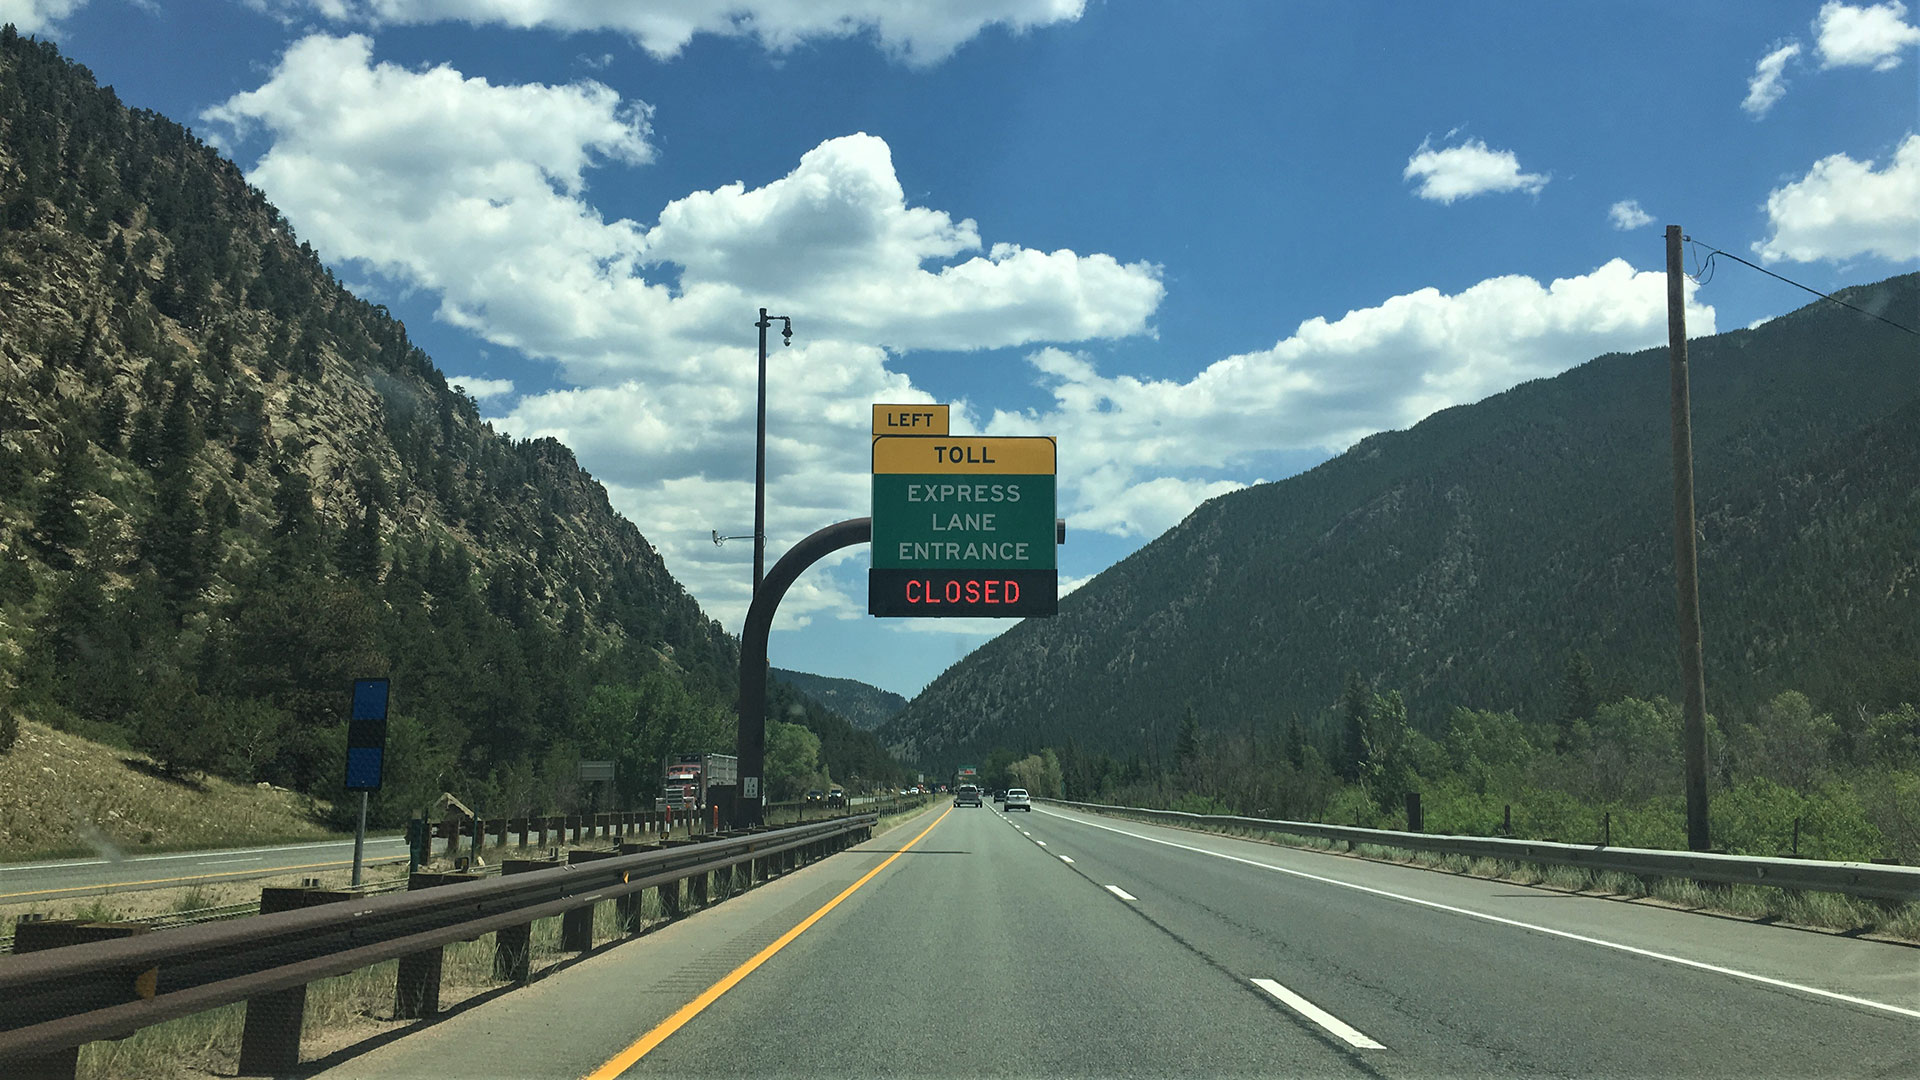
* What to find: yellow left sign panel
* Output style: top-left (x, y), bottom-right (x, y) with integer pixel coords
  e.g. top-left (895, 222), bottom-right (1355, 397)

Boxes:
top-left (872, 403), bottom-right (950, 436)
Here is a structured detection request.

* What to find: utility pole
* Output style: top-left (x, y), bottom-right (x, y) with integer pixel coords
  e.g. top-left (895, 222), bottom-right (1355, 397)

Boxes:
top-left (752, 309), bottom-right (792, 596)
top-left (1666, 224), bottom-right (1711, 852)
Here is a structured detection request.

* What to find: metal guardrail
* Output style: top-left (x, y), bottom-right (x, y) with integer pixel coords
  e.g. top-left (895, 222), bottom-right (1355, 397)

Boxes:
top-left (1040, 799), bottom-right (1920, 903)
top-left (0, 814), bottom-right (877, 1071)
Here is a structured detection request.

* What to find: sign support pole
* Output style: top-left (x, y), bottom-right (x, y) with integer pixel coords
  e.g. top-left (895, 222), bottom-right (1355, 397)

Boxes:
top-left (352, 790), bottom-right (368, 887)
top-left (736, 517), bottom-right (871, 829)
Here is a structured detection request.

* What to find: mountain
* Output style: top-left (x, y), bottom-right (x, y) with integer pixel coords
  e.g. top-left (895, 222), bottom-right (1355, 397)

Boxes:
top-left (772, 668), bottom-right (908, 730)
top-left (0, 30), bottom-right (741, 828)
top-left (885, 275), bottom-right (1920, 771)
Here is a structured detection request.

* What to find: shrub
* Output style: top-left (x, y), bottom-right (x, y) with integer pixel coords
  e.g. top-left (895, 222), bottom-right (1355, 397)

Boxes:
top-left (1168, 791), bottom-right (1233, 816)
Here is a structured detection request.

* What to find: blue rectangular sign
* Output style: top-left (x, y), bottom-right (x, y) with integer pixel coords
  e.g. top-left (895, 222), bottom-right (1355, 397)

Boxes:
top-left (345, 747), bottom-right (384, 792)
top-left (346, 678), bottom-right (390, 792)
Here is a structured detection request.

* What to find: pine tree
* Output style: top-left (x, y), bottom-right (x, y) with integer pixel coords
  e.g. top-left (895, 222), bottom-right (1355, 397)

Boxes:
top-left (1559, 651), bottom-right (1599, 750)
top-left (269, 465), bottom-right (321, 568)
top-left (1338, 670), bottom-right (1371, 782)
top-left (143, 469), bottom-right (209, 617)
top-left (94, 390), bottom-right (128, 455)
top-left (155, 376), bottom-right (203, 475)
top-left (32, 437), bottom-right (91, 569)
top-left (336, 499), bottom-right (381, 581)
top-left (1174, 706), bottom-right (1200, 766)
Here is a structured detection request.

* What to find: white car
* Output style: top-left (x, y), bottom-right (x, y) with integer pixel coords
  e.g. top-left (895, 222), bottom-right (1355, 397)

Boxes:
top-left (1004, 788), bottom-right (1032, 812)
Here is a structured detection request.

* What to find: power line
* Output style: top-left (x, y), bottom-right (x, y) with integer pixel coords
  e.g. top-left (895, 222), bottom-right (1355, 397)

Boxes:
top-left (1683, 236), bottom-right (1918, 337)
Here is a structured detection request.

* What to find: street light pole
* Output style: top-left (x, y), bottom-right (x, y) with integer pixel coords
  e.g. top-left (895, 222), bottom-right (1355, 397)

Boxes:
top-left (752, 308), bottom-right (792, 596)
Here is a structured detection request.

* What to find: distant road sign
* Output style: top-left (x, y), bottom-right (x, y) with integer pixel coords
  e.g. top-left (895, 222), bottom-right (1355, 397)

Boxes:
top-left (871, 431), bottom-right (1057, 618)
top-left (578, 760), bottom-right (615, 783)
top-left (872, 403), bottom-right (949, 436)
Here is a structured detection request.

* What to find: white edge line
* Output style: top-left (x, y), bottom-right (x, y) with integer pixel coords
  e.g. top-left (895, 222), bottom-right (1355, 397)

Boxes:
top-left (1251, 977), bottom-right (1386, 1049)
top-left (1039, 807), bottom-right (1920, 1022)
top-left (1, 836), bottom-right (408, 874)
top-left (1104, 884), bottom-right (1138, 901)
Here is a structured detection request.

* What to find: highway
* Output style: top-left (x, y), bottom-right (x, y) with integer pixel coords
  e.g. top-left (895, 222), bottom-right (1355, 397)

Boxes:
top-left (315, 800), bottom-right (1918, 1079)
top-left (0, 835), bottom-right (410, 904)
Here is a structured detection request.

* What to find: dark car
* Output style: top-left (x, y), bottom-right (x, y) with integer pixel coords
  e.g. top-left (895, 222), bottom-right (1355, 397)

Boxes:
top-left (994, 789), bottom-right (1007, 803)
top-left (805, 789), bottom-right (824, 804)
top-left (826, 788), bottom-right (846, 807)
top-left (954, 784), bottom-right (983, 807)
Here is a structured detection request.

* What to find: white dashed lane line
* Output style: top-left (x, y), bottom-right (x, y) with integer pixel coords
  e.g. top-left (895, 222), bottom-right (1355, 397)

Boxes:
top-left (1058, 856), bottom-right (1074, 863)
top-left (1104, 885), bottom-right (1138, 901)
top-left (1251, 977), bottom-right (1387, 1050)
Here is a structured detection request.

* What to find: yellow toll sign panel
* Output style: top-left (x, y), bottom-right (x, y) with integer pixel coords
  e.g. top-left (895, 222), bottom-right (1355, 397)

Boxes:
top-left (872, 435), bottom-right (1056, 475)
top-left (872, 403), bottom-right (950, 436)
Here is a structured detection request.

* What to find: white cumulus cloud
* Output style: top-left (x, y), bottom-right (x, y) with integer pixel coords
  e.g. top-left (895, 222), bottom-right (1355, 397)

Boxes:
top-left (1403, 136), bottom-right (1549, 204)
top-left (249, 0), bottom-right (1087, 65)
top-left (447, 375), bottom-right (514, 400)
top-left (1742, 40), bottom-right (1803, 116)
top-left (0, 0), bottom-right (86, 33)
top-left (1753, 133), bottom-right (1920, 263)
top-left (989, 260), bottom-right (1714, 540)
top-left (202, 36), bottom-right (1159, 631)
top-left (1815, 1), bottom-right (1920, 69)
top-left (1608, 200), bottom-right (1655, 230)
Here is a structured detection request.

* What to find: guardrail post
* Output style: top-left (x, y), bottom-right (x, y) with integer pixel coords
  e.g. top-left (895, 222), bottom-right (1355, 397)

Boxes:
top-left (237, 887), bottom-right (354, 1075)
top-left (395, 871), bottom-right (480, 1019)
top-left (494, 860), bottom-right (557, 982)
top-left (562, 849), bottom-right (616, 951)
top-left (441, 817), bottom-right (458, 858)
top-left (656, 837), bottom-right (695, 917)
top-left (614, 841), bottom-right (656, 933)
top-left (569, 815), bottom-right (582, 843)
top-left (10, 920), bottom-right (153, 1080)
top-left (1406, 792), bottom-right (1423, 833)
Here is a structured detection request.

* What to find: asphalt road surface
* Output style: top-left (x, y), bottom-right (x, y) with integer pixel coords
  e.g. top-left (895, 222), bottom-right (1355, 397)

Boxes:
top-left (315, 800), bottom-right (1919, 1080)
top-left (0, 836), bottom-right (411, 904)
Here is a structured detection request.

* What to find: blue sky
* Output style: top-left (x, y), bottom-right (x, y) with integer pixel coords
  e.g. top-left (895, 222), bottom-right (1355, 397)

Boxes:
top-left (10, 0), bottom-right (1918, 696)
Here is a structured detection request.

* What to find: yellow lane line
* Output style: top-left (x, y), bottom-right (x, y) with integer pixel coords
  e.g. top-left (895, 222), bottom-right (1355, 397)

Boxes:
top-left (0, 856), bottom-right (410, 900)
top-left (583, 806), bottom-right (953, 1080)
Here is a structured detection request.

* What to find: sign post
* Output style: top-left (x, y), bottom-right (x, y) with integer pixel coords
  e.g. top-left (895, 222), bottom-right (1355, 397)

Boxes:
top-left (870, 432), bottom-right (1057, 617)
top-left (346, 679), bottom-right (389, 887)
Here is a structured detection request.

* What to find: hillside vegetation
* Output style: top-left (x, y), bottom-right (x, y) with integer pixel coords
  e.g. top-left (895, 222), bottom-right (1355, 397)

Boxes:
top-left (0, 30), bottom-right (902, 833)
top-left (892, 276), bottom-right (1918, 862)
top-left (772, 668), bottom-right (908, 731)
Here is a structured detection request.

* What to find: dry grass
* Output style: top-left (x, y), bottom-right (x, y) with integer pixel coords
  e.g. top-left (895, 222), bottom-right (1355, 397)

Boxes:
top-left (0, 719), bottom-right (343, 862)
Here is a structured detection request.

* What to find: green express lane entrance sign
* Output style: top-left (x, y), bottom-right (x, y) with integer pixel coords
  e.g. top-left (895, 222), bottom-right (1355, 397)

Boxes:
top-left (870, 434), bottom-right (1057, 617)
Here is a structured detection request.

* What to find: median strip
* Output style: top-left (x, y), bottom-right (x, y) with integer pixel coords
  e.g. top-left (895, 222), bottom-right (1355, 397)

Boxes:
top-left (1251, 978), bottom-right (1385, 1049)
